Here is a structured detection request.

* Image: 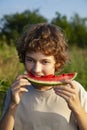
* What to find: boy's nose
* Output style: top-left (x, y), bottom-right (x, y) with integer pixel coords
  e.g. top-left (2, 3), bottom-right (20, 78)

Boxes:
top-left (32, 62), bottom-right (42, 73)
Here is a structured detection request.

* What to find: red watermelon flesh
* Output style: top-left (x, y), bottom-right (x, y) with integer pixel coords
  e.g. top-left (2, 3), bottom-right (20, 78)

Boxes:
top-left (27, 72), bottom-right (77, 86)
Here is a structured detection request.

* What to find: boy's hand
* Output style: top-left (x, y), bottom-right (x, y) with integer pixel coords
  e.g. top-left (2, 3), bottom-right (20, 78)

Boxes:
top-left (54, 80), bottom-right (82, 113)
top-left (10, 75), bottom-right (31, 105)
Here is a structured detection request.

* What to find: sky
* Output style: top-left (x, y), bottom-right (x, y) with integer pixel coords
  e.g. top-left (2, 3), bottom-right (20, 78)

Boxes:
top-left (0, 0), bottom-right (87, 21)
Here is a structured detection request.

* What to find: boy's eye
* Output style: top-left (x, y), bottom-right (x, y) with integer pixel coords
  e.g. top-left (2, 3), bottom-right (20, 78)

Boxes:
top-left (42, 60), bottom-right (50, 64)
top-left (26, 58), bottom-right (33, 62)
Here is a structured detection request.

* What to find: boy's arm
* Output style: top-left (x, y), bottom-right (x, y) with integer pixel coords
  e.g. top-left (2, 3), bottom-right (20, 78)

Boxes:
top-left (0, 75), bottom-right (30, 130)
top-left (75, 108), bottom-right (87, 130)
top-left (0, 103), bottom-right (17, 130)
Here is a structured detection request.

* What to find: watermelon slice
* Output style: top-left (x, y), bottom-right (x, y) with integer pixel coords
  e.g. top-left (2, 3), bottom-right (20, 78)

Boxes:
top-left (27, 72), bottom-right (77, 86)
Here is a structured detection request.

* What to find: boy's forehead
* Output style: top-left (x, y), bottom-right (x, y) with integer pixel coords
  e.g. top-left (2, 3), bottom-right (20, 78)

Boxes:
top-left (26, 52), bottom-right (55, 60)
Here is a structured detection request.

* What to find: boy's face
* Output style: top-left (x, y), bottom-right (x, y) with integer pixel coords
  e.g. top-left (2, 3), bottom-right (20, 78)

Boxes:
top-left (25, 52), bottom-right (56, 76)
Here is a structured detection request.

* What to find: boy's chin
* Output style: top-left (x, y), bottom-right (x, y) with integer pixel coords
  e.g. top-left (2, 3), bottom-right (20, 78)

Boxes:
top-left (32, 84), bottom-right (53, 90)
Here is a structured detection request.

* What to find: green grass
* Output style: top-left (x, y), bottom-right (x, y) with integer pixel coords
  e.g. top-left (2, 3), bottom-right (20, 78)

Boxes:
top-left (63, 46), bottom-right (87, 89)
top-left (0, 43), bottom-right (24, 116)
top-left (0, 43), bottom-right (87, 116)
top-left (0, 44), bottom-right (24, 81)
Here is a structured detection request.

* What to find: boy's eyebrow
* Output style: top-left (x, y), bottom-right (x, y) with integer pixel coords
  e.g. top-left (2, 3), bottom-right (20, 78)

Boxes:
top-left (26, 56), bottom-right (31, 58)
top-left (25, 55), bottom-right (51, 61)
top-left (25, 55), bottom-right (34, 59)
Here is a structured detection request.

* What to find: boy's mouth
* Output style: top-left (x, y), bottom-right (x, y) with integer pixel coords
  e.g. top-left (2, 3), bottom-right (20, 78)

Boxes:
top-left (29, 72), bottom-right (44, 78)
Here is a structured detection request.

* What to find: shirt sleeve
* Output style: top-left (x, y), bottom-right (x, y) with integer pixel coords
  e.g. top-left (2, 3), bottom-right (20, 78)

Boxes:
top-left (0, 88), bottom-right (11, 119)
top-left (79, 86), bottom-right (87, 112)
top-left (74, 80), bottom-right (87, 112)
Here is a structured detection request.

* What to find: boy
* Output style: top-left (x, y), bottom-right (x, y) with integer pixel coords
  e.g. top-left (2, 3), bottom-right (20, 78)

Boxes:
top-left (0, 23), bottom-right (87, 130)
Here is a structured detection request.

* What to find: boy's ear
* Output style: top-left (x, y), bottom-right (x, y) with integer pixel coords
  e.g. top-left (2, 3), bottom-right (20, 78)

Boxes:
top-left (55, 63), bottom-right (61, 71)
top-left (55, 63), bottom-right (61, 68)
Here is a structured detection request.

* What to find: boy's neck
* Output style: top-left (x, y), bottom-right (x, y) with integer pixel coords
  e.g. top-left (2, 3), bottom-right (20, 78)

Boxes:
top-left (33, 85), bottom-right (53, 91)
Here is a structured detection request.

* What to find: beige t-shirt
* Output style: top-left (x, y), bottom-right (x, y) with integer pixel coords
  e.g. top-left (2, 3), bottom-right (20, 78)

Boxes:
top-left (1, 80), bottom-right (87, 130)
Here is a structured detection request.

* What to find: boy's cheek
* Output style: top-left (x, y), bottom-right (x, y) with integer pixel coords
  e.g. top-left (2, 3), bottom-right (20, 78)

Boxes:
top-left (25, 64), bottom-right (32, 72)
top-left (44, 67), bottom-right (55, 74)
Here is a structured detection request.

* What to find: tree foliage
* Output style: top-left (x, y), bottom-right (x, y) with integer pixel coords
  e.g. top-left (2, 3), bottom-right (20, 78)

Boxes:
top-left (51, 12), bottom-right (87, 47)
top-left (0, 10), bottom-right (87, 47)
top-left (0, 9), bottom-right (47, 45)
top-left (69, 14), bottom-right (87, 47)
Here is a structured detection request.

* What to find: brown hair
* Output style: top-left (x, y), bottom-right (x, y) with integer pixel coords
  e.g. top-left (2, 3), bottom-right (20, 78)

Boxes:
top-left (16, 23), bottom-right (69, 72)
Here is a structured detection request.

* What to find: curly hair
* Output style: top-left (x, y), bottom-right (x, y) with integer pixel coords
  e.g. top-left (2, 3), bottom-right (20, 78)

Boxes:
top-left (16, 23), bottom-right (69, 72)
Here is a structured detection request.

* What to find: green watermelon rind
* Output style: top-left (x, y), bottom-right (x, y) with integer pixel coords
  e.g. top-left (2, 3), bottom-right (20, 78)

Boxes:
top-left (70, 72), bottom-right (77, 80)
top-left (27, 78), bottom-right (62, 86)
top-left (27, 72), bottom-right (77, 86)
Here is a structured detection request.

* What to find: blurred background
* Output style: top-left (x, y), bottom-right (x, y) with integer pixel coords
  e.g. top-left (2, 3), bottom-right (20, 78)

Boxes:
top-left (0, 0), bottom-right (87, 116)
